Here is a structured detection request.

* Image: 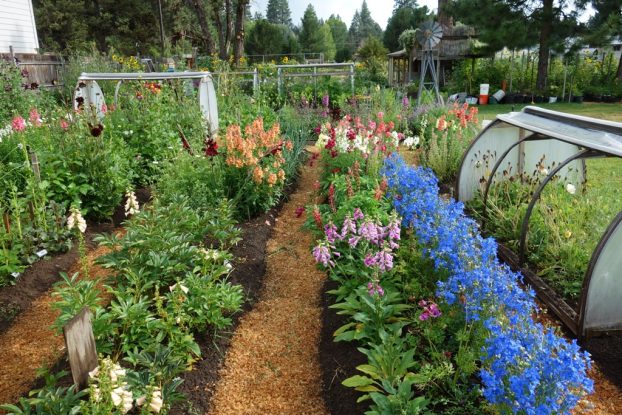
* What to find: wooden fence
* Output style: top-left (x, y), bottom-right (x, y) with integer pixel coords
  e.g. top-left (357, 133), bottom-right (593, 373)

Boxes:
top-left (1, 48), bottom-right (64, 88)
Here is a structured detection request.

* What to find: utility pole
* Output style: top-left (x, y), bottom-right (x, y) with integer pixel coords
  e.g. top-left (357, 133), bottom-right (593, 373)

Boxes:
top-left (158, 0), bottom-right (166, 58)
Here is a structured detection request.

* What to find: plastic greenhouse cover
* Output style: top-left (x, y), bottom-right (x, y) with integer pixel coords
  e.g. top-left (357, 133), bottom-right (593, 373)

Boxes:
top-left (496, 106), bottom-right (622, 157)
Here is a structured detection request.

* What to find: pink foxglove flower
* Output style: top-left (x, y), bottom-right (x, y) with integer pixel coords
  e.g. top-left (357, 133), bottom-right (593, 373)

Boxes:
top-left (29, 108), bottom-right (42, 126)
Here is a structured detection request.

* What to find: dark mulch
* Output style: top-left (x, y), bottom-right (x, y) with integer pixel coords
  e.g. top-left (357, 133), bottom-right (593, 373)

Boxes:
top-left (170, 178), bottom-right (301, 414)
top-left (0, 189), bottom-right (151, 334)
top-left (170, 208), bottom-right (278, 414)
top-left (319, 278), bottom-right (368, 415)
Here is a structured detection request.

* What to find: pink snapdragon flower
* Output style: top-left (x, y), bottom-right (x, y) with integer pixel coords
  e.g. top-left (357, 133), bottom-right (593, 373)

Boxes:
top-left (29, 109), bottom-right (42, 126)
top-left (11, 116), bottom-right (26, 132)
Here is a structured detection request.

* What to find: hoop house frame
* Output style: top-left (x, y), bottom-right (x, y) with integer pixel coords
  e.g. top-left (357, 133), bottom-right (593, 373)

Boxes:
top-left (456, 106), bottom-right (622, 337)
top-left (73, 72), bottom-right (219, 133)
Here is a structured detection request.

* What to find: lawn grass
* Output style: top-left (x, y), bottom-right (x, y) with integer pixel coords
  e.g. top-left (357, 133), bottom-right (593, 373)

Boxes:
top-left (477, 102), bottom-right (622, 122)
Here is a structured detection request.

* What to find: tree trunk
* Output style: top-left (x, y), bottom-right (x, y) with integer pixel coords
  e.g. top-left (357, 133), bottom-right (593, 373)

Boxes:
top-left (233, 0), bottom-right (249, 65)
top-left (536, 0), bottom-right (553, 91)
top-left (225, 0), bottom-right (233, 58)
top-left (186, 0), bottom-right (214, 54)
top-left (211, 1), bottom-right (227, 59)
top-left (617, 52), bottom-right (622, 83)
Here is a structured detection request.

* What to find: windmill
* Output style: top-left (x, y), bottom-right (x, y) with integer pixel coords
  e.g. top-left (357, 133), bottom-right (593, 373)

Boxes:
top-left (416, 21), bottom-right (444, 106)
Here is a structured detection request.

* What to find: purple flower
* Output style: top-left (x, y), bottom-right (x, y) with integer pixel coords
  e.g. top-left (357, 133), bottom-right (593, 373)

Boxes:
top-left (385, 220), bottom-right (401, 241)
top-left (367, 281), bottom-right (385, 297)
top-left (322, 94), bottom-right (330, 108)
top-left (313, 244), bottom-right (333, 267)
top-left (374, 249), bottom-right (394, 272)
top-left (364, 253), bottom-right (377, 267)
top-left (348, 236), bottom-right (361, 248)
top-left (402, 95), bottom-right (410, 108)
top-left (353, 208), bottom-right (364, 221)
top-left (341, 216), bottom-right (357, 238)
top-left (324, 222), bottom-right (341, 243)
top-left (359, 221), bottom-right (381, 245)
top-left (428, 303), bottom-right (442, 317)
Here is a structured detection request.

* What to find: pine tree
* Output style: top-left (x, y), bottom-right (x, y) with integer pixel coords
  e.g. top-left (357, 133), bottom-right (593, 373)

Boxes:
top-left (299, 4), bottom-right (323, 52)
top-left (450, 0), bottom-right (582, 90)
top-left (327, 15), bottom-right (350, 61)
top-left (384, 2), bottom-right (430, 51)
top-left (266, 0), bottom-right (292, 27)
top-left (348, 1), bottom-right (383, 52)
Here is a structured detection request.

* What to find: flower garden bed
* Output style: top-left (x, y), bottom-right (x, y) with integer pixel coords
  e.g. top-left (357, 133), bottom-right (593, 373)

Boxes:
top-left (308, 109), bottom-right (593, 414)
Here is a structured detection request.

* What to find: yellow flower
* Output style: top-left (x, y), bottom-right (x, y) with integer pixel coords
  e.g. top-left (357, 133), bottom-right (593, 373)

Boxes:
top-left (564, 230), bottom-right (572, 239)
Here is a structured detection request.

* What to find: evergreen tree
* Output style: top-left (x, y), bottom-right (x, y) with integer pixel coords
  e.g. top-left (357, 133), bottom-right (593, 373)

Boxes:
top-left (299, 4), bottom-right (323, 52)
top-left (320, 23), bottom-right (337, 61)
top-left (384, 2), bottom-right (430, 51)
top-left (583, 0), bottom-right (622, 81)
top-left (266, 0), bottom-right (292, 27)
top-left (449, 0), bottom-right (582, 90)
top-left (327, 14), bottom-right (350, 61)
top-left (348, 1), bottom-right (383, 52)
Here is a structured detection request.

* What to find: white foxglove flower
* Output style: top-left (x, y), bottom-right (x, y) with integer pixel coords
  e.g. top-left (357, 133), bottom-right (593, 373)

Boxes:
top-left (111, 387), bottom-right (123, 406)
top-left (403, 136), bottom-right (420, 148)
top-left (92, 386), bottom-right (101, 402)
top-left (88, 366), bottom-right (100, 379)
top-left (136, 395), bottom-right (146, 406)
top-left (67, 207), bottom-right (87, 233)
top-left (169, 283), bottom-right (189, 294)
top-left (124, 189), bottom-right (140, 216)
top-left (121, 389), bottom-right (133, 414)
top-left (566, 183), bottom-right (576, 195)
top-left (149, 389), bottom-right (163, 413)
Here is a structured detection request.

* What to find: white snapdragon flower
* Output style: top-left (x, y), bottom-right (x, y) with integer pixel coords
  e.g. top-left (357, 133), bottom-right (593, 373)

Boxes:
top-left (111, 387), bottom-right (124, 406)
top-left (67, 207), bottom-right (87, 233)
top-left (566, 183), bottom-right (576, 194)
top-left (124, 189), bottom-right (140, 216)
top-left (403, 136), bottom-right (420, 148)
top-left (169, 283), bottom-right (189, 294)
top-left (317, 133), bottom-right (330, 148)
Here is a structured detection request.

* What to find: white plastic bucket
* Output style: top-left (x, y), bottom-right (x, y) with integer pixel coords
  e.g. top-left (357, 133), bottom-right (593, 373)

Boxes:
top-left (492, 90), bottom-right (505, 102)
top-left (479, 84), bottom-right (490, 95)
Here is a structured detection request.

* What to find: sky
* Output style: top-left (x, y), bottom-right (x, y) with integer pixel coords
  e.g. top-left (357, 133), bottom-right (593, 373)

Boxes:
top-left (249, 0), bottom-right (440, 30)
top-left (249, 0), bottom-right (596, 30)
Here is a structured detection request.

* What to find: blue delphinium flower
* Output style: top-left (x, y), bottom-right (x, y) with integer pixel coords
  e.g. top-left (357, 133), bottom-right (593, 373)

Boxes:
top-left (381, 154), bottom-right (593, 415)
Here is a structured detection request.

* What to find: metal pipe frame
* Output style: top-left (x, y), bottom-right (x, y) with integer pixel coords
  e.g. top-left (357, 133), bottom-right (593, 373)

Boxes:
top-left (518, 149), bottom-right (603, 264)
top-left (481, 135), bottom-right (540, 225)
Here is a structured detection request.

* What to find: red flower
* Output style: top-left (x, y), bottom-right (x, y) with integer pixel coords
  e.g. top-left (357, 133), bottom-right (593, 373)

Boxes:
top-left (204, 138), bottom-right (219, 157)
top-left (295, 207), bottom-right (305, 218)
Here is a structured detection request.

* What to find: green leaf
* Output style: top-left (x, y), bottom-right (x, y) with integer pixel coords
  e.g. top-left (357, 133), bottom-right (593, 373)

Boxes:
top-left (342, 375), bottom-right (375, 388)
top-left (356, 364), bottom-right (380, 379)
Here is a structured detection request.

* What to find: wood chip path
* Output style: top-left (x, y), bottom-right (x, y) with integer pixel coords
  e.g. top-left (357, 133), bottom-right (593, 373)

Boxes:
top-left (209, 159), bottom-right (329, 415)
top-left (0, 242), bottom-right (115, 409)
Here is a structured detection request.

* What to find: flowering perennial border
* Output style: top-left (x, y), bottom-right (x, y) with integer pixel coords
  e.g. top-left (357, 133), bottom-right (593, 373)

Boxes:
top-left (381, 155), bottom-right (593, 415)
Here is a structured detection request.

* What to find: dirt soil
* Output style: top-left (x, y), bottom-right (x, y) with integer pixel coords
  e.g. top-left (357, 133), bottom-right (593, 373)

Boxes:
top-left (319, 278), bottom-right (369, 415)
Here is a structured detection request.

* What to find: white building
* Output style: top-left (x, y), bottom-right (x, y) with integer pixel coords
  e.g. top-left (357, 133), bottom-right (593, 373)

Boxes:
top-left (0, 0), bottom-right (39, 54)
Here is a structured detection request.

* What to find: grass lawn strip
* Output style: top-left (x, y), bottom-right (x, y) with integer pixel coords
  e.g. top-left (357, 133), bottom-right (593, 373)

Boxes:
top-left (209, 160), bottom-right (328, 415)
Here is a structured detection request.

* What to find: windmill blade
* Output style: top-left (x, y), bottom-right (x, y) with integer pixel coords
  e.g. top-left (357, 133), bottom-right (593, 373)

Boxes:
top-left (417, 21), bottom-right (443, 49)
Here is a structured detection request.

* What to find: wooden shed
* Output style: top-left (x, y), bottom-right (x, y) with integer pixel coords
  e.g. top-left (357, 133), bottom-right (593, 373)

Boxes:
top-left (387, 23), bottom-right (482, 87)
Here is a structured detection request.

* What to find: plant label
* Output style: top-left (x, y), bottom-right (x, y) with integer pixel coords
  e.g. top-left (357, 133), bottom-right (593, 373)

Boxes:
top-left (10, 272), bottom-right (20, 279)
top-left (36, 249), bottom-right (48, 258)
top-left (63, 307), bottom-right (98, 389)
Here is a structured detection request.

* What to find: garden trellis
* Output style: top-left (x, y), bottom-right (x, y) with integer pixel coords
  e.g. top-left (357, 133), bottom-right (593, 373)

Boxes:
top-left (275, 63), bottom-right (355, 96)
top-left (456, 106), bottom-right (622, 337)
top-left (74, 71), bottom-right (219, 133)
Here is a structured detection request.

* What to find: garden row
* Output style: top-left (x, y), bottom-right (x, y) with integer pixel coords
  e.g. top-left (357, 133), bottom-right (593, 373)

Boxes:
top-left (0, 61), bottom-right (320, 413)
top-left (309, 106), bottom-right (594, 413)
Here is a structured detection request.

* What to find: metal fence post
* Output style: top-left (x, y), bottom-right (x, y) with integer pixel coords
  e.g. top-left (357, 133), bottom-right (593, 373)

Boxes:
top-left (350, 64), bottom-right (355, 95)
top-left (277, 67), bottom-right (282, 95)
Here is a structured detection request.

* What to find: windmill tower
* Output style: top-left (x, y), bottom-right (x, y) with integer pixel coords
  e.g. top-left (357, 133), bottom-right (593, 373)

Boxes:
top-left (416, 21), bottom-right (444, 106)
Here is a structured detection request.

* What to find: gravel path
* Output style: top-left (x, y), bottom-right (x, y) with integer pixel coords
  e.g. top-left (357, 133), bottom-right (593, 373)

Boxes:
top-left (209, 160), bottom-right (328, 415)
